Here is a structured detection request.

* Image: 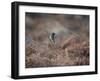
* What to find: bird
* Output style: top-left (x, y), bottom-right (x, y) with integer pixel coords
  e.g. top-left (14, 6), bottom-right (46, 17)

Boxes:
top-left (49, 32), bottom-right (56, 44)
top-left (47, 32), bottom-right (57, 49)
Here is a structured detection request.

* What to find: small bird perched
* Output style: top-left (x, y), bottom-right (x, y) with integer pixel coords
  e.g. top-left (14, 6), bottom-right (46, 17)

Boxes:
top-left (50, 33), bottom-right (56, 44)
top-left (49, 32), bottom-right (56, 48)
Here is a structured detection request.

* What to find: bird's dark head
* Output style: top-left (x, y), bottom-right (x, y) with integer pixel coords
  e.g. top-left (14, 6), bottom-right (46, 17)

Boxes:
top-left (52, 32), bottom-right (56, 37)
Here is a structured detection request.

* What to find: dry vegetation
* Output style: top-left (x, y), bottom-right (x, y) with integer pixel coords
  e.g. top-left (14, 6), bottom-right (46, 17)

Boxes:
top-left (25, 13), bottom-right (89, 68)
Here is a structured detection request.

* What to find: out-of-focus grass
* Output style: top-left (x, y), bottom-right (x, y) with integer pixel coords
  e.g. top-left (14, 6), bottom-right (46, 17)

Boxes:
top-left (25, 35), bottom-right (89, 68)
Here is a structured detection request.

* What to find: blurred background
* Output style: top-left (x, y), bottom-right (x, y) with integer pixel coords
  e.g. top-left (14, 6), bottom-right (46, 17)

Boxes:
top-left (25, 12), bottom-right (89, 68)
